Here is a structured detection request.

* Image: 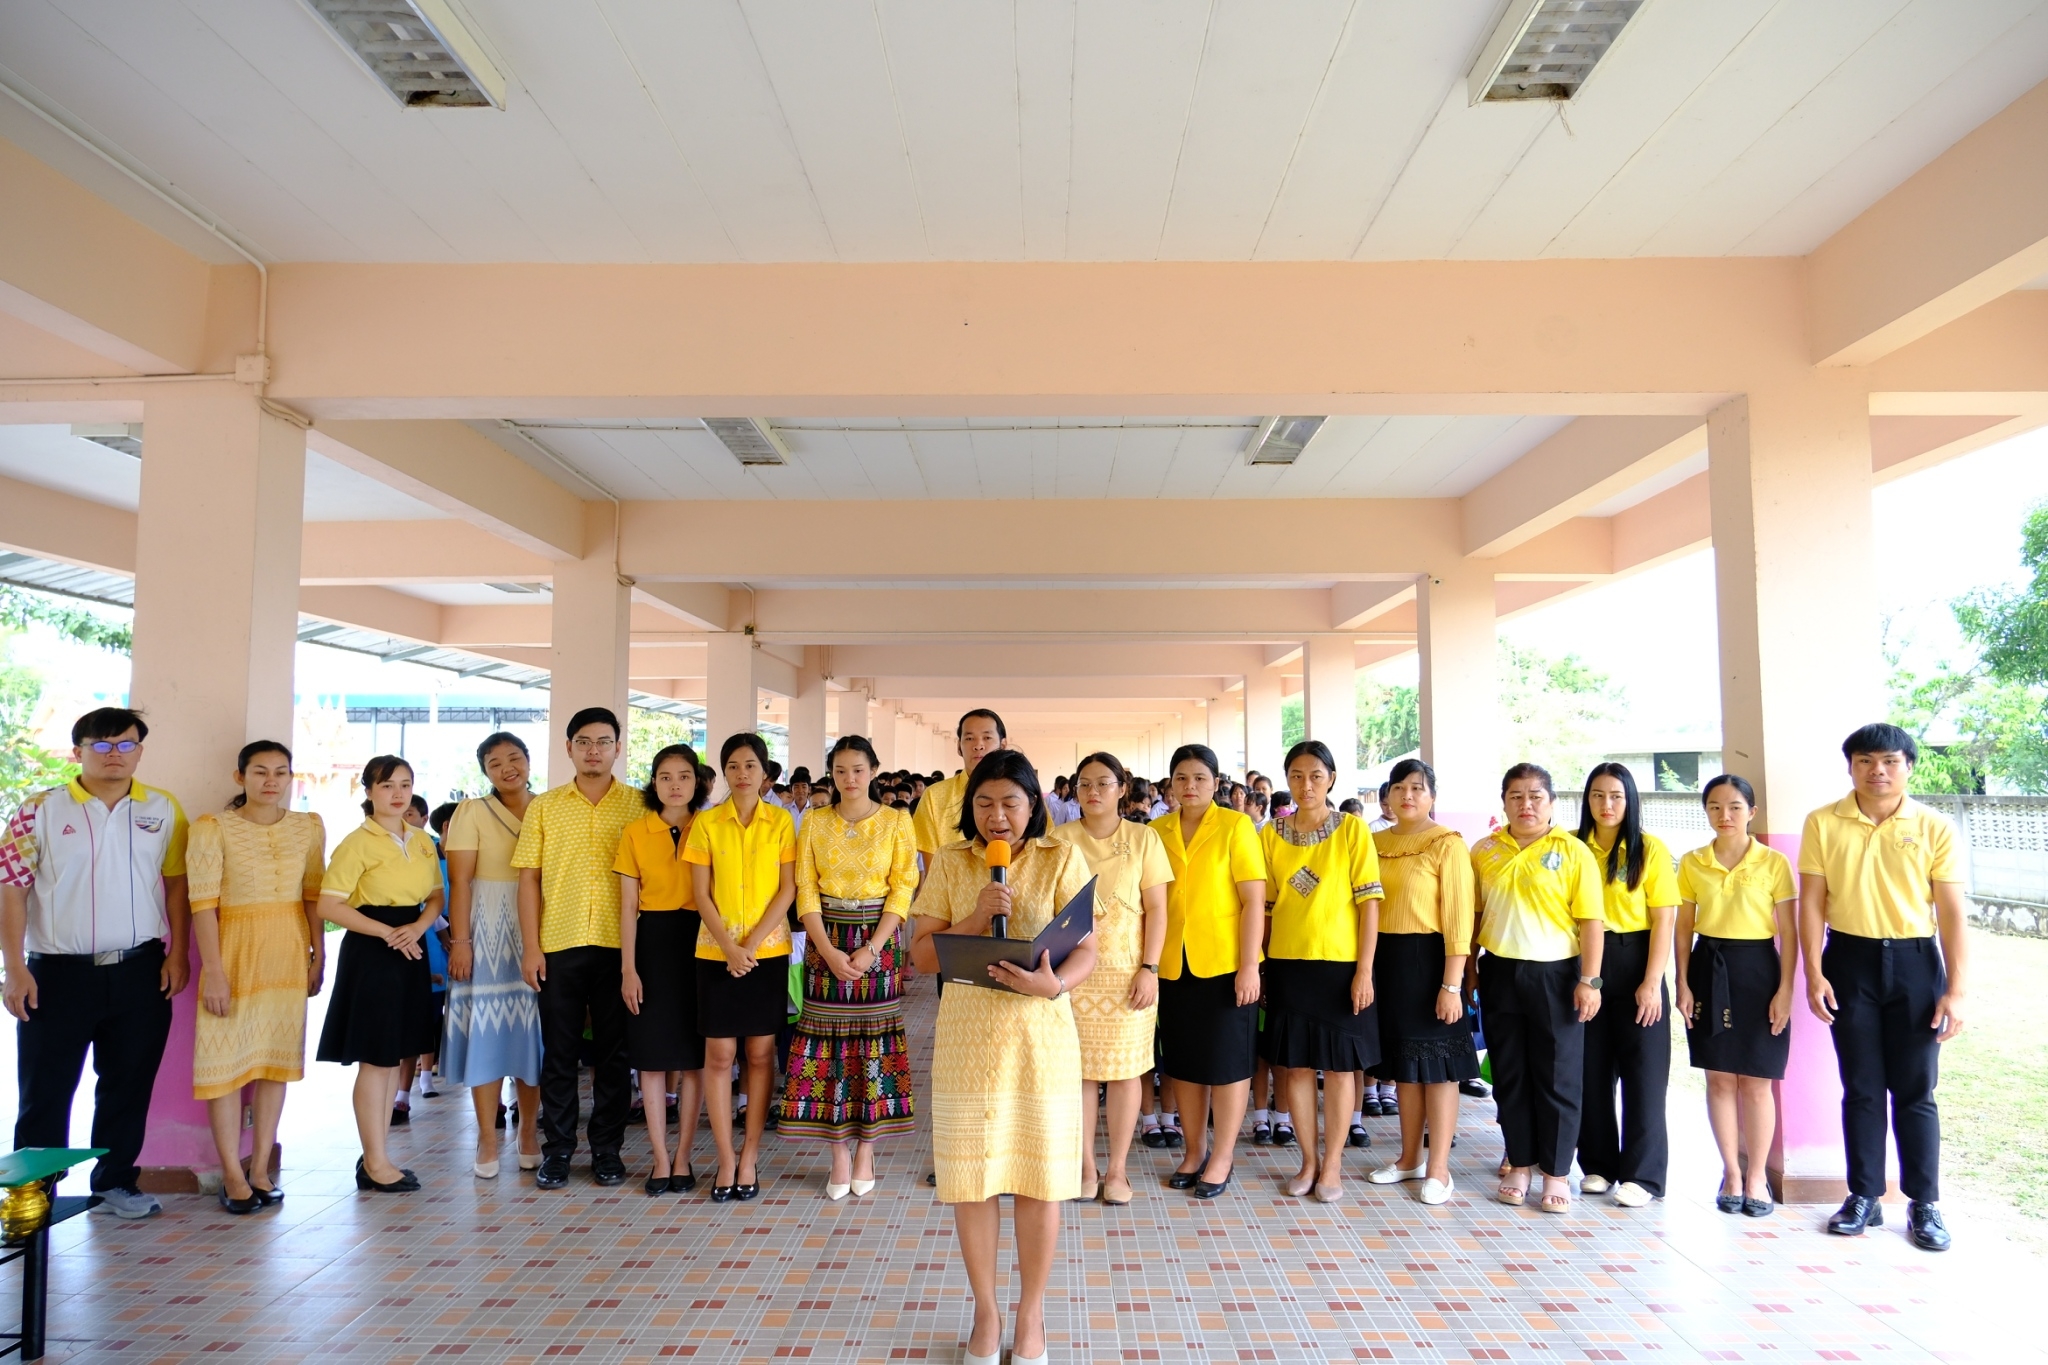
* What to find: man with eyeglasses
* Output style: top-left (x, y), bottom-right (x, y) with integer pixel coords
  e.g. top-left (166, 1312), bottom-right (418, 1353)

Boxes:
top-left (512, 707), bottom-right (642, 1190)
top-left (0, 707), bottom-right (190, 1219)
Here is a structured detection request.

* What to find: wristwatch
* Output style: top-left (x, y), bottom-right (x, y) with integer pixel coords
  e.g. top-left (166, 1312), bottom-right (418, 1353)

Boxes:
top-left (1140, 963), bottom-right (1159, 974)
top-left (1579, 974), bottom-right (1603, 989)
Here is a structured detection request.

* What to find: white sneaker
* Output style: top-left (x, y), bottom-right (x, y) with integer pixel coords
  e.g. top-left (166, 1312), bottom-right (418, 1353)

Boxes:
top-left (91, 1186), bottom-right (161, 1220)
top-left (1419, 1177), bottom-right (1454, 1206)
top-left (1367, 1160), bottom-right (1428, 1184)
top-left (1579, 1174), bottom-right (1611, 1194)
top-left (1612, 1181), bottom-right (1654, 1208)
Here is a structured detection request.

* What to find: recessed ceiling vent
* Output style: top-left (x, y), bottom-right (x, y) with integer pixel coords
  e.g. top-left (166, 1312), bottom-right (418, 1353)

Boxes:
top-left (487, 582), bottom-right (550, 596)
top-left (704, 418), bottom-right (791, 467)
top-left (71, 423), bottom-right (143, 458)
top-left (1468, 0), bottom-right (1643, 103)
top-left (306, 0), bottom-right (506, 108)
top-left (1244, 416), bottom-right (1326, 466)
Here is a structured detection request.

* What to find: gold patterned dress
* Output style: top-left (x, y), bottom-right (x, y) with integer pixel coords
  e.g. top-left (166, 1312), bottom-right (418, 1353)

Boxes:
top-left (1050, 818), bottom-right (1173, 1081)
top-left (187, 809), bottom-right (326, 1100)
top-left (922, 836), bottom-right (1091, 1203)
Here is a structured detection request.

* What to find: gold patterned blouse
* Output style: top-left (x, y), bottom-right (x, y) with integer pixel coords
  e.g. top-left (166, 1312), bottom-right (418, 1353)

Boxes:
top-left (795, 804), bottom-right (918, 920)
top-left (186, 810), bottom-right (326, 913)
top-left (1372, 825), bottom-right (1475, 957)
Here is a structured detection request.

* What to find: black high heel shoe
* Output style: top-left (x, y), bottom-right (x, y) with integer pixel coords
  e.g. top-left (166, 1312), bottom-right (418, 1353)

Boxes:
top-left (1167, 1152), bottom-right (1209, 1191)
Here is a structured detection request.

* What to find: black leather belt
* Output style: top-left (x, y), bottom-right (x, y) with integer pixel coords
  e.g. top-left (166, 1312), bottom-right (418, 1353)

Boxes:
top-left (27, 943), bottom-right (161, 966)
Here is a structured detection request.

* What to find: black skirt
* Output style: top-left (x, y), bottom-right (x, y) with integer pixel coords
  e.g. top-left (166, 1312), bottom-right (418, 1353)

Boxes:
top-left (1157, 962), bottom-right (1257, 1085)
top-left (1371, 932), bottom-right (1481, 1084)
top-left (315, 904), bottom-right (441, 1069)
top-left (627, 911), bottom-right (706, 1071)
top-left (696, 954), bottom-right (790, 1039)
top-left (1258, 958), bottom-right (1381, 1072)
top-left (1685, 936), bottom-right (1791, 1080)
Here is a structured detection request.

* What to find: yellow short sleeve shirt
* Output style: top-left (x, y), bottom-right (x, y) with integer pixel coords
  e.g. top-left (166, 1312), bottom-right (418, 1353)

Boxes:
top-left (1472, 828), bottom-right (1604, 962)
top-left (321, 821), bottom-right (441, 908)
top-left (614, 810), bottom-right (697, 912)
top-left (684, 800), bottom-right (797, 960)
top-left (1678, 839), bottom-right (1795, 940)
top-left (1582, 830), bottom-right (1680, 933)
top-left (1798, 795), bottom-right (1964, 939)
top-left (1260, 813), bottom-right (1382, 962)
top-left (510, 779), bottom-right (644, 953)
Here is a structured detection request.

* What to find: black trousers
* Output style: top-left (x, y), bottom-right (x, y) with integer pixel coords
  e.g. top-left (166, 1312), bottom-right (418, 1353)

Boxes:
top-left (1478, 953), bottom-right (1584, 1178)
top-left (537, 945), bottom-right (630, 1162)
top-left (1823, 931), bottom-right (1945, 1202)
top-left (13, 945), bottom-right (173, 1193)
top-left (1577, 928), bottom-right (1670, 1195)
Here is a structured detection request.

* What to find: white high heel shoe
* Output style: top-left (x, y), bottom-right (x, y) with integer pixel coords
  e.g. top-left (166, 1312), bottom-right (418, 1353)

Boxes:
top-left (850, 1177), bottom-right (876, 1196)
top-left (825, 1180), bottom-right (851, 1201)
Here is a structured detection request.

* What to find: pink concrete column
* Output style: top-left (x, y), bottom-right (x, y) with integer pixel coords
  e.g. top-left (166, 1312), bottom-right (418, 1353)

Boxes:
top-left (1304, 634), bottom-right (1360, 801)
top-left (1708, 375), bottom-right (1882, 1203)
top-left (1417, 565), bottom-right (1497, 840)
top-left (1244, 667), bottom-right (1283, 779)
top-left (704, 631), bottom-right (758, 768)
top-left (547, 503), bottom-right (631, 786)
top-left (130, 381), bottom-right (306, 1185)
top-left (787, 663), bottom-right (827, 777)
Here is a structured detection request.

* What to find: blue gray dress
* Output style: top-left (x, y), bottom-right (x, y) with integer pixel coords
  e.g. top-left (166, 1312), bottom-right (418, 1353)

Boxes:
top-left (438, 796), bottom-right (542, 1085)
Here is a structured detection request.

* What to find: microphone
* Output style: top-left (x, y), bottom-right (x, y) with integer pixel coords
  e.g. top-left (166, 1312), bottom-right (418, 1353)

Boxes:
top-left (985, 839), bottom-right (1011, 939)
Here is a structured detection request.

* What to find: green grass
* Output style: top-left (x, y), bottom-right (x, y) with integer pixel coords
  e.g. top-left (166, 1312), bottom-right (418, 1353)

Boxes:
top-left (1940, 933), bottom-right (2048, 1234)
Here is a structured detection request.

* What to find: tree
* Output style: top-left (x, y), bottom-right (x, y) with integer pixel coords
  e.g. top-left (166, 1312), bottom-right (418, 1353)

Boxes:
top-left (0, 587), bottom-right (131, 655)
top-left (627, 709), bottom-right (703, 786)
top-left (0, 632), bottom-right (74, 808)
top-left (1498, 639), bottom-right (1628, 786)
top-left (1277, 675), bottom-right (1418, 770)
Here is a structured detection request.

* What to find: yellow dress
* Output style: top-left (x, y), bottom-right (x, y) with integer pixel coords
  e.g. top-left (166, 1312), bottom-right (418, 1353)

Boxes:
top-left (186, 810), bottom-right (326, 1100)
top-left (1051, 818), bottom-right (1173, 1081)
top-left (922, 836), bottom-right (1091, 1203)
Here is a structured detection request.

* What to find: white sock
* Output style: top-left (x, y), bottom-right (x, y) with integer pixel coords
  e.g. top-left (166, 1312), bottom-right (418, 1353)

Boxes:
top-left (1163, 1110), bottom-right (1180, 1129)
top-left (1253, 1108), bottom-right (1269, 1126)
top-left (1352, 1111), bottom-right (1364, 1126)
top-left (1142, 1114), bottom-right (1160, 1132)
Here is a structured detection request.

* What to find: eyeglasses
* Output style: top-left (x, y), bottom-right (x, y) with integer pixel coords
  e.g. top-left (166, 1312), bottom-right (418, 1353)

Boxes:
top-left (570, 737), bottom-right (618, 751)
top-left (86, 740), bottom-right (140, 755)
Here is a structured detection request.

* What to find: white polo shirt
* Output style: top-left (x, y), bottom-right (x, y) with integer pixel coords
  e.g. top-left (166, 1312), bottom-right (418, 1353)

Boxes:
top-left (0, 780), bottom-right (188, 956)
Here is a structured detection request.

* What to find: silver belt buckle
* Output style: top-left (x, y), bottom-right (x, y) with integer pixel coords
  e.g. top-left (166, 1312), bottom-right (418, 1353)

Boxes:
top-left (92, 949), bottom-right (123, 966)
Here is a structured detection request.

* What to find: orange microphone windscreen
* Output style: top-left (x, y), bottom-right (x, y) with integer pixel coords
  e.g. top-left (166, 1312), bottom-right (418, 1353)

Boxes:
top-left (984, 839), bottom-right (1012, 870)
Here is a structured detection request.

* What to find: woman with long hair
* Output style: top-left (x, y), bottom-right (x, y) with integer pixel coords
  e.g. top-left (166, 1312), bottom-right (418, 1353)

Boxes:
top-left (778, 734), bottom-right (919, 1198)
top-left (911, 748), bottom-right (1096, 1365)
top-left (1674, 774), bottom-right (1796, 1217)
top-left (188, 741), bottom-right (326, 1213)
top-left (441, 732), bottom-right (543, 1178)
top-left (315, 755), bottom-right (445, 1193)
top-left (1470, 763), bottom-right (1605, 1213)
top-left (617, 743), bottom-right (712, 1195)
top-left (1257, 740), bottom-right (1382, 1203)
top-left (1572, 761), bottom-right (1679, 1208)
top-left (1366, 758), bottom-right (1480, 1205)
top-left (1051, 750), bottom-right (1171, 1205)
top-left (1153, 743), bottom-right (1267, 1200)
top-left (685, 732), bottom-right (797, 1202)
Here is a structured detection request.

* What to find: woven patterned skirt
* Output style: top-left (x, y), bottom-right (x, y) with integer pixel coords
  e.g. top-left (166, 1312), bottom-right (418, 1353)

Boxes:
top-left (776, 897), bottom-right (916, 1143)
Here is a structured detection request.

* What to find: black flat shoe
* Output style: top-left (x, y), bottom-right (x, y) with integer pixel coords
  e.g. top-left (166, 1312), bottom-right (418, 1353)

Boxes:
top-left (735, 1181), bottom-right (761, 1202)
top-left (218, 1187), bottom-right (262, 1215)
top-left (390, 1105), bottom-right (410, 1126)
top-left (1827, 1194), bottom-right (1883, 1236)
top-left (354, 1159), bottom-right (420, 1193)
top-left (1379, 1095), bottom-right (1399, 1116)
top-left (1271, 1124), bottom-right (1296, 1147)
top-left (1192, 1172), bottom-right (1232, 1200)
top-left (645, 1174), bottom-right (671, 1196)
top-left (249, 1182), bottom-right (283, 1207)
top-left (494, 1104), bottom-right (507, 1130)
top-left (1908, 1200), bottom-right (1951, 1252)
top-left (710, 1183), bottom-right (737, 1203)
top-left (1360, 1098), bottom-right (1382, 1118)
top-left (1251, 1123), bottom-right (1271, 1145)
top-left (668, 1168), bottom-right (696, 1194)
top-left (1346, 1124), bottom-right (1368, 1148)
top-left (1161, 1126), bottom-right (1185, 1149)
top-left (1741, 1196), bottom-right (1774, 1218)
top-left (1715, 1191), bottom-right (1743, 1214)
top-left (1142, 1128), bottom-right (1169, 1149)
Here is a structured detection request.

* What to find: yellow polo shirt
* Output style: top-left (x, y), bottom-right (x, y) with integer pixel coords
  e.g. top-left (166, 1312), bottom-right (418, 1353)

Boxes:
top-left (322, 821), bottom-right (441, 909)
top-left (1581, 830), bottom-right (1681, 933)
top-left (1678, 839), bottom-right (1795, 940)
top-left (510, 778), bottom-right (643, 953)
top-left (1153, 803), bottom-right (1267, 979)
top-left (613, 811), bottom-right (698, 912)
top-left (684, 799), bottom-right (797, 960)
top-left (1798, 795), bottom-right (1964, 939)
top-left (1260, 812), bottom-right (1382, 962)
top-left (912, 771), bottom-right (967, 856)
top-left (1472, 827), bottom-right (1604, 962)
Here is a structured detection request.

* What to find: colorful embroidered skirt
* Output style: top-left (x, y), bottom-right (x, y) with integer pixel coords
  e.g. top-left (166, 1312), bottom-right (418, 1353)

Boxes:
top-left (776, 897), bottom-right (917, 1143)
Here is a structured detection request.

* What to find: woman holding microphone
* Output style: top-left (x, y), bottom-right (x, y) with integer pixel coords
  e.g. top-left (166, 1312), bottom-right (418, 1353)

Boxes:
top-left (912, 749), bottom-right (1094, 1365)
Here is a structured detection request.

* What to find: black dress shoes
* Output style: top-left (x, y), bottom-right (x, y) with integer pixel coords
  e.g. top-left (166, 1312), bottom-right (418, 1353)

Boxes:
top-left (1715, 1190), bottom-right (1743, 1214)
top-left (218, 1186), bottom-right (262, 1215)
top-left (668, 1168), bottom-right (696, 1194)
top-left (1827, 1194), bottom-right (1883, 1235)
top-left (354, 1158), bottom-right (420, 1193)
top-left (1741, 1195), bottom-right (1774, 1218)
top-left (592, 1153), bottom-right (626, 1186)
top-left (1192, 1172), bottom-right (1232, 1200)
top-left (534, 1155), bottom-right (571, 1190)
top-left (1167, 1167), bottom-right (1203, 1191)
top-left (1907, 1201), bottom-right (1951, 1252)
top-left (249, 1182), bottom-right (283, 1207)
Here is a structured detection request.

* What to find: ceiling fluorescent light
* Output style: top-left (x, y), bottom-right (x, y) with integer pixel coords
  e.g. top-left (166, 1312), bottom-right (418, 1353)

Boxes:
top-left (1245, 416), bottom-right (1326, 466)
top-left (307, 0), bottom-right (506, 108)
top-left (71, 423), bottom-right (143, 458)
top-left (1467, 0), bottom-right (1642, 103)
top-left (704, 418), bottom-right (791, 467)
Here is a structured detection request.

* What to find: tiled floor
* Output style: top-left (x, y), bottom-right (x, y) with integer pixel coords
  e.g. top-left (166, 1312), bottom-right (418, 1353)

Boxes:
top-left (23, 972), bottom-right (2044, 1364)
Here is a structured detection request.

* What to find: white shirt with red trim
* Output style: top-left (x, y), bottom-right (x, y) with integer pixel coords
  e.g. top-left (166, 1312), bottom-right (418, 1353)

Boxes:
top-left (0, 780), bottom-right (189, 955)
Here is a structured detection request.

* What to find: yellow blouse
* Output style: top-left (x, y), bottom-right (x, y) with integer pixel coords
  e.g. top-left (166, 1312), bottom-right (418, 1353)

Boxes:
top-left (444, 795), bottom-right (525, 883)
top-left (186, 810), bottom-right (326, 913)
top-left (1678, 839), bottom-right (1796, 940)
top-left (795, 804), bottom-right (918, 921)
top-left (684, 799), bottom-right (796, 960)
top-left (1582, 829), bottom-right (1681, 932)
top-left (1471, 827), bottom-right (1603, 962)
top-left (1373, 825), bottom-right (1475, 957)
top-left (1152, 803), bottom-right (1267, 980)
top-left (918, 835), bottom-right (1092, 941)
top-left (1050, 818), bottom-right (1173, 924)
top-left (912, 771), bottom-right (967, 856)
top-left (1259, 812), bottom-right (1382, 962)
top-left (613, 810), bottom-right (698, 912)
top-left (320, 820), bottom-right (441, 909)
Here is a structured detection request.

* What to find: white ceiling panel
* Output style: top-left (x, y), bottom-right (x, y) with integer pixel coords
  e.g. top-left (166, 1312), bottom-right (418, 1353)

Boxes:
top-left (1015, 0), bottom-right (1077, 258)
top-left (303, 449), bottom-right (450, 520)
top-left (1356, 88), bottom-right (1556, 259)
top-left (1064, 1), bottom-right (1212, 259)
